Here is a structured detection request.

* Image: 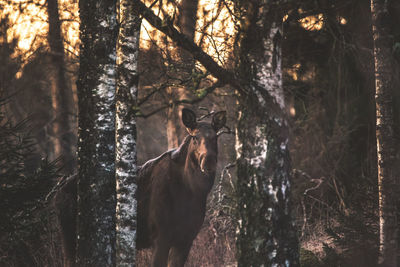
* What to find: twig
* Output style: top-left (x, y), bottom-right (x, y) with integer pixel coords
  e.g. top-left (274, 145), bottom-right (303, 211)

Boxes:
top-left (294, 168), bottom-right (325, 237)
top-left (137, 80), bottom-right (224, 118)
top-left (138, 83), bottom-right (169, 106)
top-left (217, 125), bottom-right (234, 136)
top-left (213, 162), bottom-right (236, 204)
top-left (45, 173), bottom-right (77, 203)
top-left (197, 108), bottom-right (215, 121)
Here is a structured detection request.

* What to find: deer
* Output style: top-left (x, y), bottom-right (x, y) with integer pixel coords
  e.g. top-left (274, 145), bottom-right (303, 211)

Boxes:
top-left (52, 108), bottom-right (226, 267)
top-left (137, 108), bottom-right (226, 266)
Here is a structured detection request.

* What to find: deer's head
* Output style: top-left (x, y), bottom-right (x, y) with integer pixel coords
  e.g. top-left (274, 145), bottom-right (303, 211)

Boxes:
top-left (182, 108), bottom-right (226, 175)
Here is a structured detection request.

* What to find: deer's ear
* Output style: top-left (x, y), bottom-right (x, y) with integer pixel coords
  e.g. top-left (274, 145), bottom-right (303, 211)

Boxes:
top-left (182, 108), bottom-right (197, 132)
top-left (212, 111), bottom-right (226, 131)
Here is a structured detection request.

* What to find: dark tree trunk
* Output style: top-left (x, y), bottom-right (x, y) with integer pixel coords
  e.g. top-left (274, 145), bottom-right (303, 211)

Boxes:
top-left (76, 0), bottom-right (118, 266)
top-left (234, 1), bottom-right (300, 266)
top-left (177, 0), bottom-right (199, 67)
top-left (115, 0), bottom-right (141, 265)
top-left (47, 0), bottom-right (75, 173)
top-left (371, 0), bottom-right (398, 266)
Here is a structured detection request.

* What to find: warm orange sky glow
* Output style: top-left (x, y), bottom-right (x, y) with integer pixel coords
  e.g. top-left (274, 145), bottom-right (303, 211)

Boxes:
top-left (139, 0), bottom-right (235, 67)
top-left (2, 0), bottom-right (235, 65)
top-left (299, 13), bottom-right (324, 31)
top-left (2, 0), bottom-right (79, 59)
top-left (59, 0), bottom-right (80, 56)
top-left (196, 0), bottom-right (235, 65)
top-left (2, 0), bottom-right (320, 67)
top-left (4, 0), bottom-right (48, 53)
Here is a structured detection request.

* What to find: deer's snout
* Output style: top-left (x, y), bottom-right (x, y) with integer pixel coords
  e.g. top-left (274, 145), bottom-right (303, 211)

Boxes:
top-left (200, 153), bottom-right (217, 174)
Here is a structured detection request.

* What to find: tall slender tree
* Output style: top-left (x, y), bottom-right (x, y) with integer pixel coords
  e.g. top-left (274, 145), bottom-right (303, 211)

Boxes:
top-left (46, 0), bottom-right (75, 173)
top-left (115, 0), bottom-right (141, 265)
top-left (132, 0), bottom-right (299, 265)
top-left (166, 0), bottom-right (199, 149)
top-left (371, 0), bottom-right (398, 266)
top-left (76, 0), bottom-right (118, 265)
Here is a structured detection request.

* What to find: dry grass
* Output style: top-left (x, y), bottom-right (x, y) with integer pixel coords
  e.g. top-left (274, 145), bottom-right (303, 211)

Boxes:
top-left (137, 210), bottom-right (237, 267)
top-left (300, 222), bottom-right (336, 259)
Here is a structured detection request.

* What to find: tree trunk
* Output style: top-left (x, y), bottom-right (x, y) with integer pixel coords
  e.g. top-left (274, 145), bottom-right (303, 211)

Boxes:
top-left (177, 0), bottom-right (199, 67)
top-left (371, 1), bottom-right (398, 266)
top-left (166, 0), bottom-right (199, 149)
top-left (234, 2), bottom-right (299, 266)
top-left (76, 0), bottom-right (118, 266)
top-left (166, 87), bottom-right (188, 149)
top-left (47, 0), bottom-right (75, 173)
top-left (115, 0), bottom-right (141, 266)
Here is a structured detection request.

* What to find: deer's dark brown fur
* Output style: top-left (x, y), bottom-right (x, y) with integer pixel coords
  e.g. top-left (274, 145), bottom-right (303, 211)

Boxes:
top-left (53, 108), bottom-right (225, 267)
top-left (137, 108), bottom-right (226, 266)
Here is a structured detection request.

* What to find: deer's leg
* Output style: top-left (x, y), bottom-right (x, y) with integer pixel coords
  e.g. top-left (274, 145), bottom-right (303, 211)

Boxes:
top-left (168, 242), bottom-right (193, 267)
top-left (152, 238), bottom-right (170, 267)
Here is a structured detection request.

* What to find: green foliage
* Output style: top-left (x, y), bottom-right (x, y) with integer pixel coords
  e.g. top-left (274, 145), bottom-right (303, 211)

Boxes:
top-left (0, 98), bottom-right (61, 266)
top-left (191, 69), bottom-right (207, 93)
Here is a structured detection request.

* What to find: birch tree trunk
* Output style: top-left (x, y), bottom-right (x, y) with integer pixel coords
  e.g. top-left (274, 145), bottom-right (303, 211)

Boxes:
top-left (234, 2), bottom-right (299, 266)
top-left (76, 0), bottom-right (118, 265)
top-left (47, 0), bottom-right (75, 173)
top-left (371, 1), bottom-right (398, 266)
top-left (115, 0), bottom-right (141, 265)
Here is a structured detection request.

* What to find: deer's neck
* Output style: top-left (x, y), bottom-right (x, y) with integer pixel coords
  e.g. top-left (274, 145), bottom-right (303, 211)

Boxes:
top-left (185, 151), bottom-right (214, 195)
top-left (170, 135), bottom-right (191, 162)
top-left (171, 135), bottom-right (214, 195)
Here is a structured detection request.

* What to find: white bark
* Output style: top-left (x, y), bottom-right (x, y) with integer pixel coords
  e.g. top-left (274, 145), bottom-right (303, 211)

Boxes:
top-left (235, 3), bottom-right (299, 266)
top-left (371, 0), bottom-right (398, 266)
top-left (115, 0), bottom-right (141, 265)
top-left (92, 58), bottom-right (117, 267)
top-left (254, 23), bottom-right (285, 110)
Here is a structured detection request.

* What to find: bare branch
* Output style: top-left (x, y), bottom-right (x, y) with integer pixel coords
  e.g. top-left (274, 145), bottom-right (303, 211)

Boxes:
top-left (137, 80), bottom-right (224, 118)
top-left (217, 125), bottom-right (234, 136)
top-left (132, 0), bottom-right (241, 91)
top-left (138, 83), bottom-right (168, 106)
top-left (197, 108), bottom-right (215, 121)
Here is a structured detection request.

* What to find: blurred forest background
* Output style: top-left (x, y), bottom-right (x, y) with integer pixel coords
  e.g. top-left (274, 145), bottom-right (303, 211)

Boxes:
top-left (1, 0), bottom-right (400, 266)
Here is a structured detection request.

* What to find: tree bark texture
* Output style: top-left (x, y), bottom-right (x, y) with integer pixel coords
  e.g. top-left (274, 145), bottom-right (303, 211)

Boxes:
top-left (47, 0), bottom-right (75, 173)
top-left (115, 0), bottom-right (141, 265)
top-left (234, 2), bottom-right (299, 266)
top-left (371, 0), bottom-right (398, 266)
top-left (76, 0), bottom-right (118, 266)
